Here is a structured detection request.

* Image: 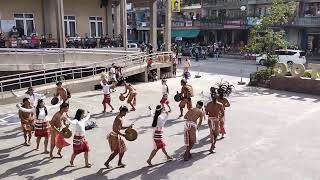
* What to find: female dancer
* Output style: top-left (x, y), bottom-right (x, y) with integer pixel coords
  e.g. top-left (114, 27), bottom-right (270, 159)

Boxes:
top-left (12, 87), bottom-right (46, 106)
top-left (147, 105), bottom-right (173, 166)
top-left (16, 99), bottom-right (62, 152)
top-left (160, 79), bottom-right (171, 112)
top-left (67, 109), bottom-right (91, 168)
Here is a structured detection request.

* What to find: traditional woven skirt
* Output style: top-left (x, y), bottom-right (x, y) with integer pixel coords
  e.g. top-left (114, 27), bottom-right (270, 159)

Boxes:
top-left (153, 128), bottom-right (166, 150)
top-left (184, 121), bottom-right (198, 146)
top-left (208, 117), bottom-right (220, 142)
top-left (160, 95), bottom-right (169, 105)
top-left (107, 132), bottom-right (127, 154)
top-left (102, 94), bottom-right (111, 104)
top-left (73, 135), bottom-right (90, 155)
top-left (55, 133), bottom-right (70, 149)
top-left (34, 120), bottom-right (50, 137)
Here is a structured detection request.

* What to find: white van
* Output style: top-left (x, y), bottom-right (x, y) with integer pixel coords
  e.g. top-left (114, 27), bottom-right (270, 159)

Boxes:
top-left (127, 43), bottom-right (138, 49)
top-left (256, 49), bottom-right (306, 66)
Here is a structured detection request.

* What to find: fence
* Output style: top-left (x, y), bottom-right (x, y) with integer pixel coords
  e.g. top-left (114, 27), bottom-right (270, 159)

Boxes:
top-left (0, 52), bottom-right (173, 93)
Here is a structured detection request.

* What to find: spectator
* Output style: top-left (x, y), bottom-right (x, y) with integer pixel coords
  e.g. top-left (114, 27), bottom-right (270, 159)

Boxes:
top-left (65, 35), bottom-right (72, 48)
top-left (74, 34), bottom-right (82, 48)
top-left (48, 34), bottom-right (57, 48)
top-left (30, 34), bottom-right (40, 49)
top-left (0, 33), bottom-right (5, 48)
top-left (100, 34), bottom-right (107, 48)
top-left (21, 35), bottom-right (29, 48)
top-left (9, 36), bottom-right (18, 48)
top-left (40, 35), bottom-right (48, 48)
top-left (10, 26), bottom-right (19, 37)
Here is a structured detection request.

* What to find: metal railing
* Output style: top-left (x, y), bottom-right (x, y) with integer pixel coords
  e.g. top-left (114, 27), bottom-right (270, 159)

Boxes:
top-left (0, 52), bottom-right (173, 93)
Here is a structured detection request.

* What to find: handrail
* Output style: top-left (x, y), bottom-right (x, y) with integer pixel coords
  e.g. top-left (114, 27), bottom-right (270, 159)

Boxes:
top-left (0, 52), bottom-right (173, 92)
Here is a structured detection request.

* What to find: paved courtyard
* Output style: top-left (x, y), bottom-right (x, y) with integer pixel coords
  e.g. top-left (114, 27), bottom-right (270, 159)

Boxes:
top-left (0, 59), bottom-right (319, 180)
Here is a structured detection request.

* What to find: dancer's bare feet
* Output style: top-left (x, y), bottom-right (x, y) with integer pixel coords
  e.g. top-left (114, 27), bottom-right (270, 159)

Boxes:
top-left (147, 160), bottom-right (152, 166)
top-left (57, 152), bottom-right (63, 158)
top-left (104, 162), bottom-right (112, 169)
top-left (130, 108), bottom-right (136, 111)
top-left (69, 161), bottom-right (75, 167)
top-left (85, 163), bottom-right (92, 168)
top-left (118, 163), bottom-right (126, 168)
top-left (167, 156), bottom-right (173, 161)
top-left (43, 150), bottom-right (50, 154)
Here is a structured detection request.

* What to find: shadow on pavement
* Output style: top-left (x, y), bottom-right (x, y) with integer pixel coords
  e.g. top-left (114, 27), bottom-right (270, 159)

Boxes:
top-left (0, 148), bottom-right (39, 166)
top-left (33, 166), bottom-right (87, 180)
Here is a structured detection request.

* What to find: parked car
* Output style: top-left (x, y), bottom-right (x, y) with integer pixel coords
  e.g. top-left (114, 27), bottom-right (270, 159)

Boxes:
top-left (256, 49), bottom-right (306, 66)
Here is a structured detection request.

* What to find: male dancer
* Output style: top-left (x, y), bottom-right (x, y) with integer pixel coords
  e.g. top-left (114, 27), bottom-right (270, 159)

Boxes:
top-left (101, 79), bottom-right (115, 113)
top-left (205, 90), bottom-right (224, 153)
top-left (183, 101), bottom-right (204, 161)
top-left (18, 98), bottom-right (35, 146)
top-left (49, 102), bottom-right (70, 158)
top-left (104, 106), bottom-right (131, 168)
top-left (179, 79), bottom-right (193, 118)
top-left (55, 82), bottom-right (71, 102)
top-left (122, 83), bottom-right (137, 111)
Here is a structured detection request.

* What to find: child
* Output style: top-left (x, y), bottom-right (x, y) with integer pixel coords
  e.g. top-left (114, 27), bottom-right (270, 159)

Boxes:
top-left (147, 105), bottom-right (173, 166)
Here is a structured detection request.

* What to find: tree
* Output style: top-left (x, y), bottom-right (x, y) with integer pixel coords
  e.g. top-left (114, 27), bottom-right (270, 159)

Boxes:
top-left (247, 0), bottom-right (297, 68)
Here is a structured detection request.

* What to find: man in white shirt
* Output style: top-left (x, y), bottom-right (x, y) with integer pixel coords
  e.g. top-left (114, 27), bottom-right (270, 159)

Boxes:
top-left (101, 79), bottom-right (115, 113)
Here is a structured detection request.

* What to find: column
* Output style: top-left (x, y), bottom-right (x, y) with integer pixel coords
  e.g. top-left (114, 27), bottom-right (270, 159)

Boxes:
top-left (114, 3), bottom-right (121, 36)
top-left (120, 0), bottom-right (128, 50)
top-left (231, 30), bottom-right (235, 43)
top-left (150, 0), bottom-right (157, 52)
top-left (56, 0), bottom-right (65, 48)
top-left (106, 1), bottom-right (113, 36)
top-left (164, 0), bottom-right (171, 51)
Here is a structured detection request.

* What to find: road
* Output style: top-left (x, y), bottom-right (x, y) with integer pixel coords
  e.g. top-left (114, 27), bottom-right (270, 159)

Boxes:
top-left (0, 58), bottom-right (319, 180)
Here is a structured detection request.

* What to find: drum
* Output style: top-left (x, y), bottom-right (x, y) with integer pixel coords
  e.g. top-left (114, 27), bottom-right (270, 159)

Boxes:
top-left (119, 94), bottom-right (126, 101)
top-left (51, 97), bottom-right (59, 105)
top-left (61, 127), bottom-right (72, 139)
top-left (125, 128), bottom-right (138, 141)
top-left (174, 92), bottom-right (182, 102)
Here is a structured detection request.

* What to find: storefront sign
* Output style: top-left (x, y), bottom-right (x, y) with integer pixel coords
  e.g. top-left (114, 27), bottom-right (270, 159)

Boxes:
top-left (185, 21), bottom-right (193, 27)
top-left (274, 63), bottom-right (320, 80)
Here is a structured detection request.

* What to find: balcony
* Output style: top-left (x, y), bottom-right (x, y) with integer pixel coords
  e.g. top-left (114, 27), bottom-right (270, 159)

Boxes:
top-left (200, 17), bottom-right (248, 29)
top-left (247, 0), bottom-right (272, 5)
top-left (172, 19), bottom-right (201, 30)
top-left (290, 16), bottom-right (320, 27)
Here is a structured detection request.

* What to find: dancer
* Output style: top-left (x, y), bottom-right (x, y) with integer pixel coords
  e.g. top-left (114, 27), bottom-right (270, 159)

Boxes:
top-left (160, 79), bottom-right (171, 112)
top-left (104, 106), bottom-right (131, 169)
top-left (121, 83), bottom-right (137, 111)
top-left (18, 98), bottom-right (35, 146)
top-left (217, 93), bottom-right (230, 138)
top-left (205, 89), bottom-right (224, 153)
top-left (101, 78), bottom-right (115, 113)
top-left (109, 63), bottom-right (117, 92)
top-left (11, 87), bottom-right (46, 106)
top-left (183, 101), bottom-right (204, 161)
top-left (55, 81), bottom-right (71, 102)
top-left (49, 102), bottom-right (70, 159)
top-left (16, 99), bottom-right (62, 152)
top-left (147, 105), bottom-right (173, 166)
top-left (67, 109), bottom-right (92, 168)
top-left (179, 79), bottom-right (193, 118)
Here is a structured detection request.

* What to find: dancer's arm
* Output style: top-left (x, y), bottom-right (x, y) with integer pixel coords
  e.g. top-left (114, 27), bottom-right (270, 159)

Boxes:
top-left (223, 98), bottom-right (230, 107)
top-left (11, 90), bottom-right (23, 98)
top-left (16, 104), bottom-right (35, 113)
top-left (46, 100), bottom-right (63, 111)
top-left (66, 117), bottom-right (77, 125)
top-left (197, 113), bottom-right (204, 130)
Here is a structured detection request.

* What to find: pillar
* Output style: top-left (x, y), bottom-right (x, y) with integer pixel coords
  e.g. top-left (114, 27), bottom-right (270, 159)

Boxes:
top-left (120, 0), bottom-right (128, 50)
top-left (114, 3), bottom-right (121, 36)
top-left (56, 0), bottom-right (65, 48)
top-left (164, 0), bottom-right (171, 51)
top-left (150, 0), bottom-right (157, 52)
top-left (106, 1), bottom-right (113, 36)
top-left (231, 30), bottom-right (235, 43)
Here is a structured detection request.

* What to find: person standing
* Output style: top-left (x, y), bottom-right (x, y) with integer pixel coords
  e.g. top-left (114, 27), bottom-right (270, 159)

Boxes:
top-left (16, 99), bottom-right (62, 152)
top-left (109, 64), bottom-right (117, 92)
top-left (55, 82), bottom-right (71, 103)
top-left (49, 102), bottom-right (70, 159)
top-left (172, 57), bottom-right (177, 77)
top-left (183, 101), bottom-right (204, 161)
top-left (11, 87), bottom-right (46, 107)
top-left (18, 98), bottom-right (35, 146)
top-left (217, 93), bottom-right (230, 138)
top-left (67, 109), bottom-right (92, 168)
top-left (101, 79), bottom-right (115, 113)
top-left (179, 79), bottom-right (193, 118)
top-left (205, 90), bottom-right (224, 153)
top-left (104, 106), bottom-right (131, 169)
top-left (147, 105), bottom-right (173, 166)
top-left (160, 79), bottom-right (171, 112)
top-left (122, 83), bottom-right (137, 111)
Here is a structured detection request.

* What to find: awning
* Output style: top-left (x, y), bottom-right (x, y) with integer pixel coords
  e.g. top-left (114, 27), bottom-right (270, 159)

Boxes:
top-left (171, 30), bottom-right (200, 38)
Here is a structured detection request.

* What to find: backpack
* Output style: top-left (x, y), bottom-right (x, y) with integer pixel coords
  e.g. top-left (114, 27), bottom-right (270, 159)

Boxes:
top-left (185, 85), bottom-right (194, 97)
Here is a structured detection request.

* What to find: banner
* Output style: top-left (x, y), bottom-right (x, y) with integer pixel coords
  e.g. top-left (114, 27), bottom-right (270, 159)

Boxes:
top-left (172, 0), bottom-right (180, 12)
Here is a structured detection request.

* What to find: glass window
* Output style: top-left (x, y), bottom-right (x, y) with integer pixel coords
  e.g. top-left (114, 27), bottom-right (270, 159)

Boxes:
top-left (90, 22), bottom-right (96, 37)
top-left (64, 16), bottom-right (76, 37)
top-left (14, 13), bottom-right (34, 36)
top-left (89, 16), bottom-right (103, 37)
top-left (14, 14), bottom-right (23, 18)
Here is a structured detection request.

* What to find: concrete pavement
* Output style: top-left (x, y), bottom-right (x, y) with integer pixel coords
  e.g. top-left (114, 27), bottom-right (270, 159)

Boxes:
top-left (0, 59), bottom-right (319, 180)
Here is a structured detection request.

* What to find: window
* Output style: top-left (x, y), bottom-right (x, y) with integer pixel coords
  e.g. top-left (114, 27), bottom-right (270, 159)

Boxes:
top-left (89, 16), bottom-right (103, 38)
top-left (64, 16), bottom-right (76, 37)
top-left (14, 13), bottom-right (34, 36)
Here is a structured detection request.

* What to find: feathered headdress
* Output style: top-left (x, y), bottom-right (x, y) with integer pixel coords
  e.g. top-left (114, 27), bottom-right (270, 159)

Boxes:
top-left (210, 80), bottom-right (234, 97)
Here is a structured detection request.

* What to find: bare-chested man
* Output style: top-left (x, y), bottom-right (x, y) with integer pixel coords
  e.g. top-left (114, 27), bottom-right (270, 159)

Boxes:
top-left (122, 83), bottom-right (137, 111)
top-left (104, 106), bottom-right (131, 169)
top-left (205, 93), bottom-right (224, 153)
top-left (217, 93), bottom-right (230, 138)
top-left (18, 98), bottom-right (35, 146)
top-left (179, 79), bottom-right (193, 118)
top-left (183, 101), bottom-right (204, 161)
top-left (55, 82), bottom-right (70, 102)
top-left (49, 102), bottom-right (69, 158)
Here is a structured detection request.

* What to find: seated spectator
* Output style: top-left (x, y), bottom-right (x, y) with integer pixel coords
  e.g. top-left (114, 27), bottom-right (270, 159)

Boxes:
top-left (9, 36), bottom-right (18, 48)
top-left (48, 34), bottom-right (57, 48)
top-left (40, 35), bottom-right (48, 48)
top-left (74, 34), bottom-right (82, 48)
top-left (20, 35), bottom-right (29, 48)
top-left (30, 34), bottom-right (40, 49)
top-left (99, 34), bottom-right (107, 48)
top-left (65, 35), bottom-right (72, 48)
top-left (0, 33), bottom-right (6, 48)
